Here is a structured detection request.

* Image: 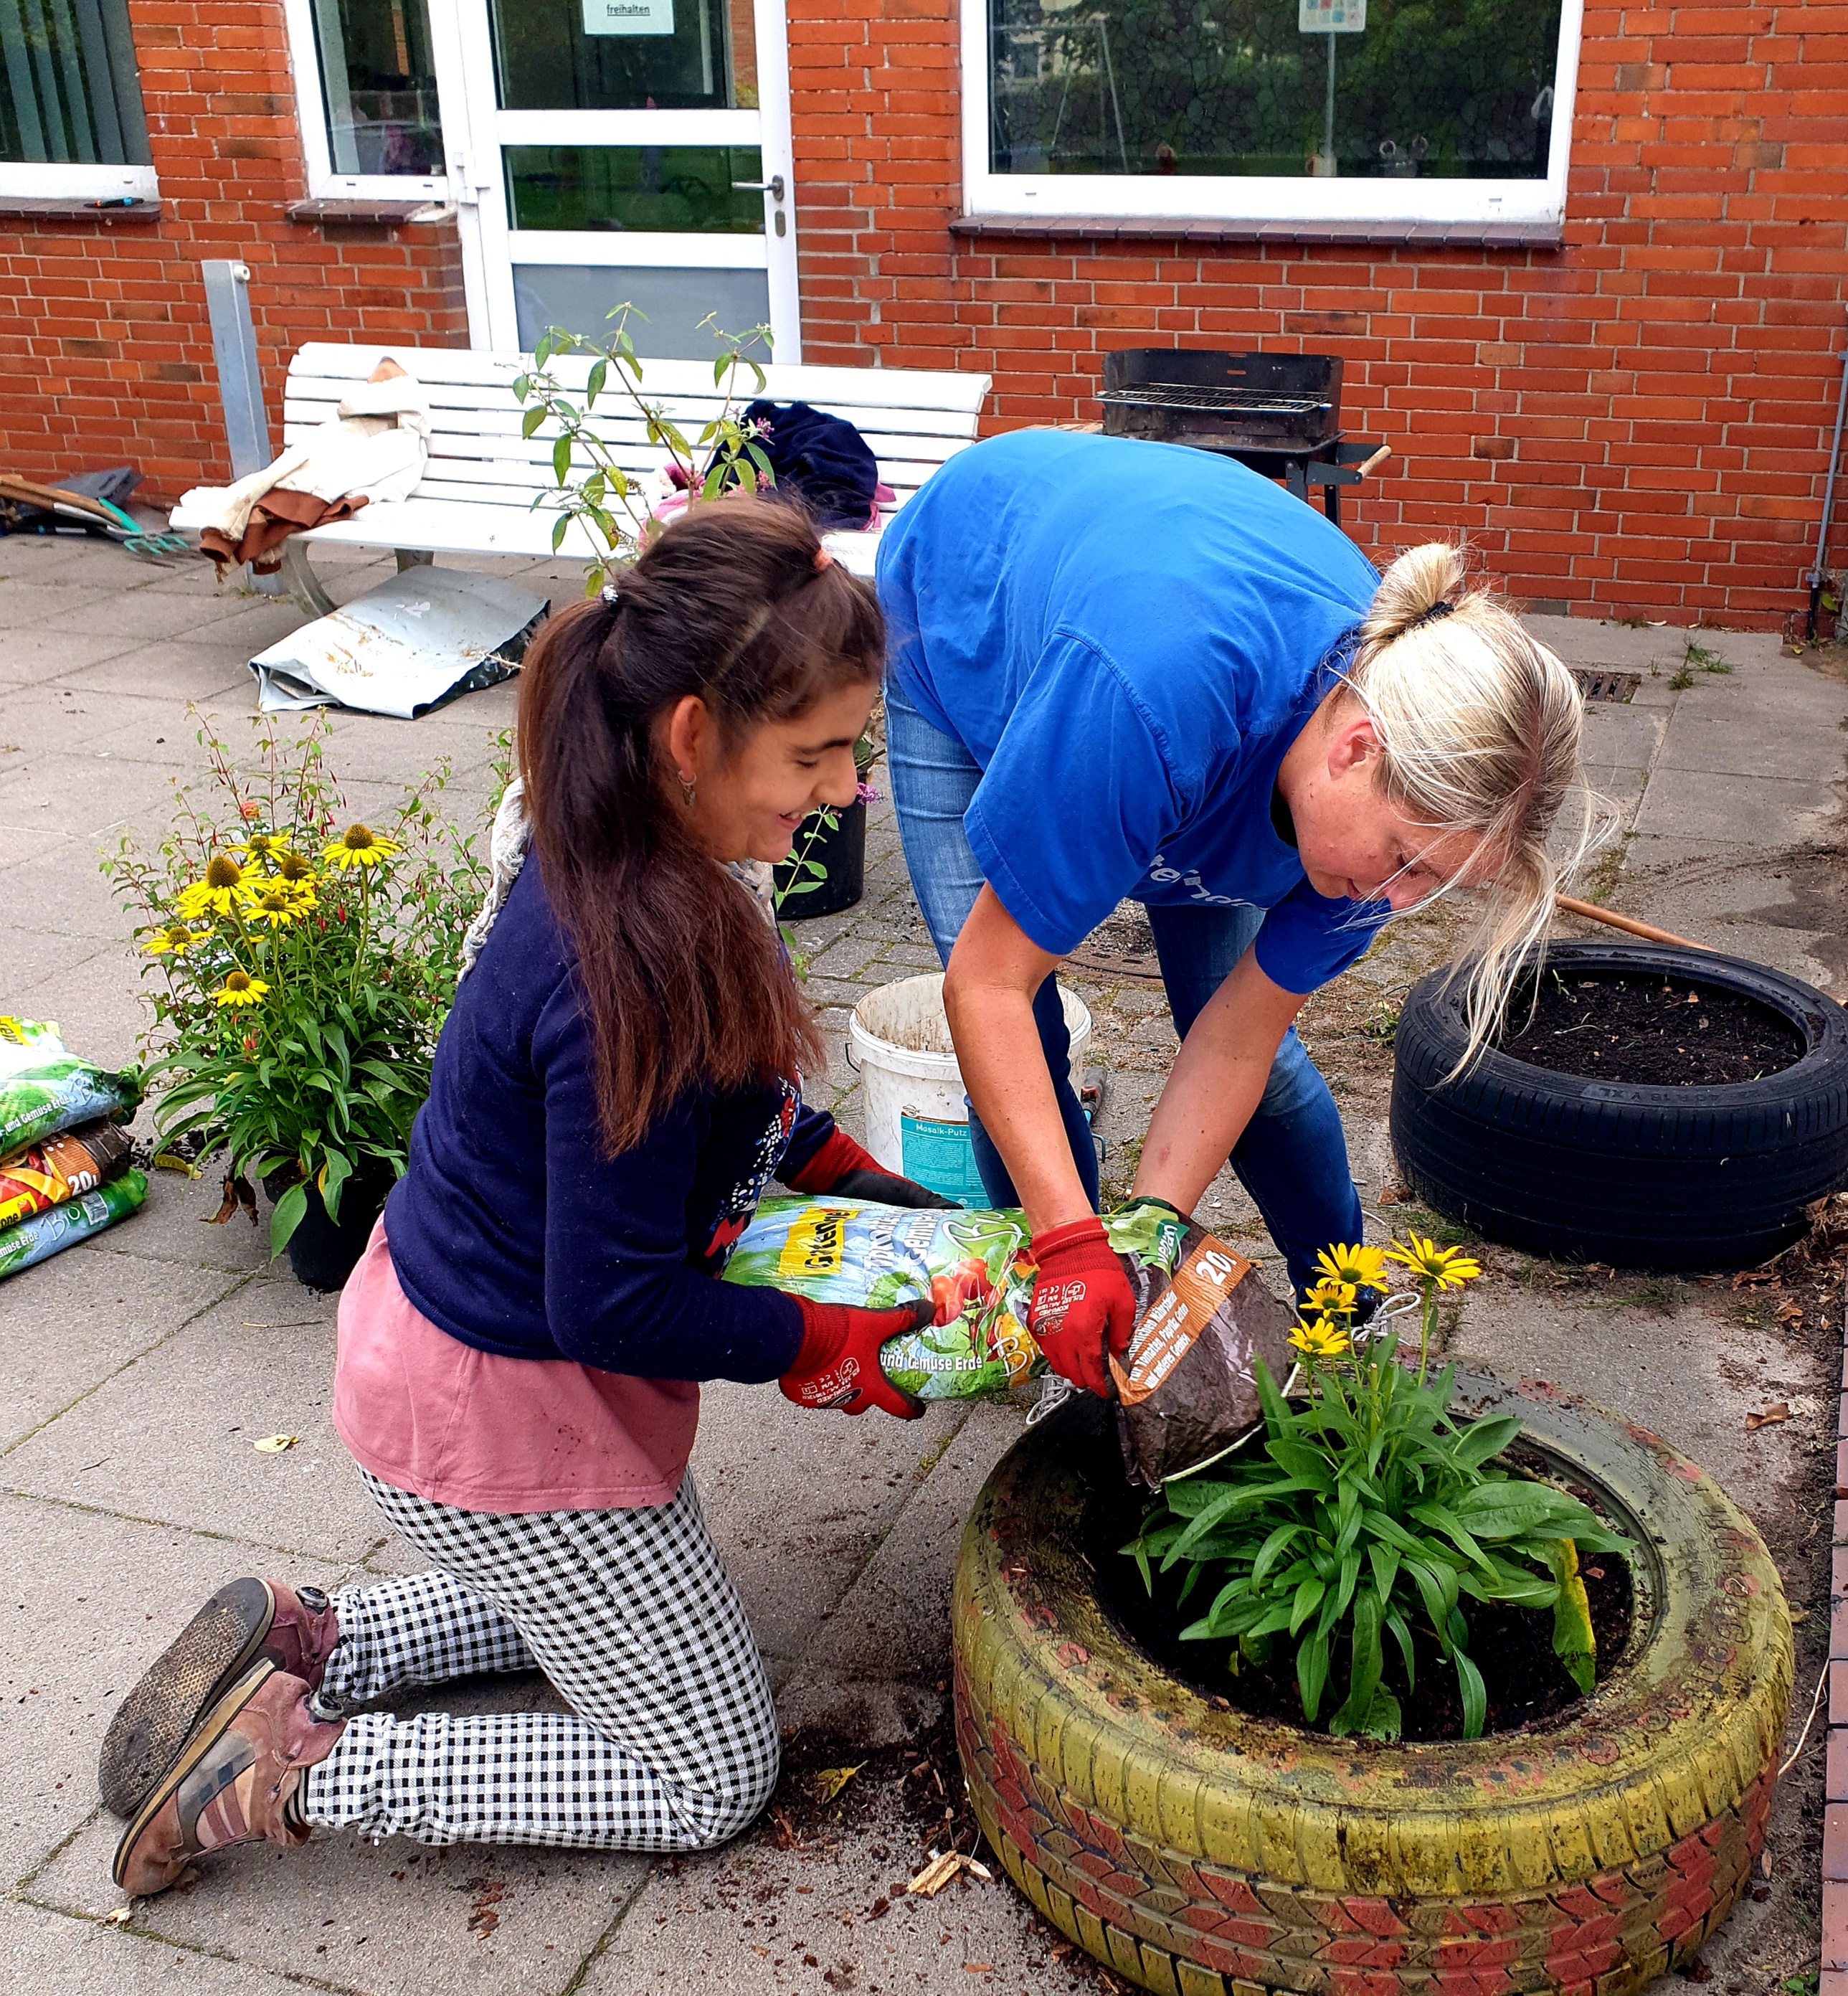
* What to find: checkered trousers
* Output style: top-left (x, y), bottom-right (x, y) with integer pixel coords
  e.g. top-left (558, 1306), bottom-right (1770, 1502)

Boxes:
top-left (300, 1470), bottom-right (780, 1853)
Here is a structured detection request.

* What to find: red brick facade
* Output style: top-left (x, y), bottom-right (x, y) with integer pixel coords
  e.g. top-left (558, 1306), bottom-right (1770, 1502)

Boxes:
top-left (4, 0), bottom-right (1844, 626)
top-left (0, 0), bottom-right (468, 504)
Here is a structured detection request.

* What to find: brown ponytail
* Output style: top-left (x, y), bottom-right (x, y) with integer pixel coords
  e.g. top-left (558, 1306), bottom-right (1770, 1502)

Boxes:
top-left (516, 502), bottom-right (883, 1153)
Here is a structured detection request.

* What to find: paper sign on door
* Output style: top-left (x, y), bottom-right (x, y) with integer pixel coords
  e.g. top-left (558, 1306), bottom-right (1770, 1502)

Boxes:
top-left (1299, 0), bottom-right (1365, 27)
top-left (584, 0), bottom-right (676, 33)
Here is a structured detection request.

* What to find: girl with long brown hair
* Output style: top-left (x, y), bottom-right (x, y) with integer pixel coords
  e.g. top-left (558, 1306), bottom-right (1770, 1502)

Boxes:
top-left (104, 501), bottom-right (949, 1891)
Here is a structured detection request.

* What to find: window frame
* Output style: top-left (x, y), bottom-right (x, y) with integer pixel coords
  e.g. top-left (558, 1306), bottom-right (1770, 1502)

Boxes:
top-left (959, 0), bottom-right (1583, 230)
top-left (281, 0), bottom-right (456, 204)
top-left (0, 159), bottom-right (154, 199)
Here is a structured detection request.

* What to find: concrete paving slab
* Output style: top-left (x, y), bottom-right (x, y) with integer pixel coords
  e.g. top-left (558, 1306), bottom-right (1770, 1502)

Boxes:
top-left (0, 1284), bottom-right (386, 1564)
top-left (1578, 702), bottom-right (1668, 772)
top-left (0, 751), bottom-right (181, 841)
top-left (49, 642), bottom-right (260, 706)
top-left (6, 942), bottom-right (157, 1070)
top-left (0, 1247), bottom-right (239, 1457)
top-left (0, 625), bottom-right (146, 689)
top-left (1524, 615), bottom-right (1688, 674)
top-left (87, 1165), bottom-right (283, 1279)
top-left (1, 924), bottom-right (120, 990)
top-left (0, 1897), bottom-right (311, 1996)
top-left (1655, 704), bottom-right (1848, 785)
top-left (35, 1809), bottom-right (645, 1996)
top-left (0, 585), bottom-right (125, 633)
top-left (1631, 767), bottom-right (1842, 846)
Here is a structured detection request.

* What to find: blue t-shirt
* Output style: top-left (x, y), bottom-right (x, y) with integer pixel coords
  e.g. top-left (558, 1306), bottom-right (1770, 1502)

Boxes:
top-left (876, 430), bottom-right (1388, 995)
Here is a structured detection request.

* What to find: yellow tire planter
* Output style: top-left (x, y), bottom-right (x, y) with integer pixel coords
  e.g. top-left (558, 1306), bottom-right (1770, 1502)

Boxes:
top-left (952, 1370), bottom-right (1792, 1996)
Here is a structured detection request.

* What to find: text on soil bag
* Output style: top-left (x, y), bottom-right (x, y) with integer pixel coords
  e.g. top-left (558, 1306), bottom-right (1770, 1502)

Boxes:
top-left (777, 1207), bottom-right (848, 1282)
top-left (1111, 1241), bottom-right (1255, 1406)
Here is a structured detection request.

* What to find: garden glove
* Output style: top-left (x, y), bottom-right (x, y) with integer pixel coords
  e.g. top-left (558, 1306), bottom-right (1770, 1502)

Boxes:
top-left (779, 1296), bottom-right (936, 1419)
top-left (1026, 1216), bottom-right (1138, 1400)
top-left (785, 1126), bottom-right (957, 1210)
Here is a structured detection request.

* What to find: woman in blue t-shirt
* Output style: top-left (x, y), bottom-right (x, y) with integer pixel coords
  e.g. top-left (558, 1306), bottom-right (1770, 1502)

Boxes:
top-left (876, 429), bottom-right (1590, 1399)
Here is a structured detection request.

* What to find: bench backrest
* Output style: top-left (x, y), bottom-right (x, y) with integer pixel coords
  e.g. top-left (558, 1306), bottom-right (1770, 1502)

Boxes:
top-left (281, 345), bottom-right (991, 524)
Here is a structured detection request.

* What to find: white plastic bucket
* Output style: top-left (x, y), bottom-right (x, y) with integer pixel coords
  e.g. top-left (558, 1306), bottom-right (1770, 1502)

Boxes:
top-left (848, 973), bottom-right (1091, 1207)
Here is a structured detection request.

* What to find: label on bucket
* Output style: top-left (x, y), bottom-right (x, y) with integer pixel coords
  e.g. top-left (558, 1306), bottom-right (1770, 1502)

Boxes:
top-left (899, 1114), bottom-right (989, 1209)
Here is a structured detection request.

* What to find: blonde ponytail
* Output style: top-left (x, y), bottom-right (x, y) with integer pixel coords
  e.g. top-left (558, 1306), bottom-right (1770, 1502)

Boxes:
top-left (1342, 543), bottom-right (1606, 1071)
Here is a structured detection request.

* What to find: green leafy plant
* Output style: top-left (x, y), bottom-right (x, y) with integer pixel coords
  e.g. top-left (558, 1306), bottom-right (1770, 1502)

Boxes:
top-left (511, 306), bottom-right (775, 592)
top-left (772, 729), bottom-right (878, 921)
top-left (102, 719), bottom-right (491, 1257)
top-left (1125, 1237), bottom-right (1634, 1741)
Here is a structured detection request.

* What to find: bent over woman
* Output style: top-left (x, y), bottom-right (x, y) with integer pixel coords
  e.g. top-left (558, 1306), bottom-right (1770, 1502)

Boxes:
top-left (102, 502), bottom-right (949, 1891)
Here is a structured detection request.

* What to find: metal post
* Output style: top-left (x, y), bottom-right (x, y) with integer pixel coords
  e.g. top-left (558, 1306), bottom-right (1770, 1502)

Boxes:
top-left (1806, 304), bottom-right (1848, 642)
top-left (1324, 32), bottom-right (1337, 169)
top-left (200, 257), bottom-right (285, 595)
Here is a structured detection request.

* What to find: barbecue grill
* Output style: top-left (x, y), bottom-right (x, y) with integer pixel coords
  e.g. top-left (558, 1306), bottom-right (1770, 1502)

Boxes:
top-left (1100, 348), bottom-right (1389, 524)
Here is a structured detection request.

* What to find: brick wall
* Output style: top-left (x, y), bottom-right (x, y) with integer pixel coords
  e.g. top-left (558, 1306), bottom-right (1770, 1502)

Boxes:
top-left (789, 0), bottom-right (1848, 628)
top-left (0, 0), bottom-right (468, 506)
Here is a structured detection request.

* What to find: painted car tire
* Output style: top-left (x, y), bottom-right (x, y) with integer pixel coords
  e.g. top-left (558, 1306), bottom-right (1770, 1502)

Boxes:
top-left (953, 1372), bottom-right (1792, 1996)
top-left (1390, 940), bottom-right (1848, 1271)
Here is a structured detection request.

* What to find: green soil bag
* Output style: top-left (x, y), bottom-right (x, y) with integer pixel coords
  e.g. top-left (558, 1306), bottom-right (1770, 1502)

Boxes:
top-left (726, 1196), bottom-right (1296, 1483)
top-left (0, 1018), bottom-right (140, 1156)
top-left (0, 1170), bottom-right (148, 1280)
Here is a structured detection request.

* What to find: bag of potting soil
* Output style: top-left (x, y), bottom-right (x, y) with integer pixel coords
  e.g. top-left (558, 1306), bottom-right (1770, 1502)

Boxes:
top-left (0, 1018), bottom-right (140, 1156)
top-left (725, 1196), bottom-right (1295, 1477)
top-left (0, 1118), bottom-right (135, 1229)
top-left (0, 1170), bottom-right (148, 1280)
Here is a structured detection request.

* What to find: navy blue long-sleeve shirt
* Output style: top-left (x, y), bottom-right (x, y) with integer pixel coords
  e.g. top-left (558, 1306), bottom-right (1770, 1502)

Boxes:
top-left (384, 856), bottom-right (827, 1381)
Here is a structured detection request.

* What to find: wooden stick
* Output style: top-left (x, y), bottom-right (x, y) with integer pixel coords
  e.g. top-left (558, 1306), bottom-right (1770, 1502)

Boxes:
top-left (1554, 893), bottom-right (1711, 953)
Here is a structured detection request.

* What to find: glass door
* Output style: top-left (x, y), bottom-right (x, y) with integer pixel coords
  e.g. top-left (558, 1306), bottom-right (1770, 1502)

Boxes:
top-left (450, 0), bottom-right (798, 360)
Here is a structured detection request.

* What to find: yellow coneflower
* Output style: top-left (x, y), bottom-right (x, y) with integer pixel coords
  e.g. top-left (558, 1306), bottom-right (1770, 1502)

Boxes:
top-left (1314, 1242), bottom-right (1390, 1295)
top-left (143, 923), bottom-right (204, 957)
top-left (1304, 1276), bottom-right (1357, 1317)
top-left (241, 879), bottom-right (313, 929)
top-left (322, 823), bottom-right (399, 871)
top-left (214, 970), bottom-right (270, 1008)
top-left (176, 852), bottom-right (247, 919)
top-left (1385, 1235), bottom-right (1484, 1290)
top-left (1288, 1314), bottom-right (1352, 1360)
top-left (275, 848), bottom-right (318, 884)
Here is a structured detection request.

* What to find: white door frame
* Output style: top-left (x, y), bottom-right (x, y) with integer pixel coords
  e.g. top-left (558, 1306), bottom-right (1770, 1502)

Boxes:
top-left (428, 0), bottom-right (800, 359)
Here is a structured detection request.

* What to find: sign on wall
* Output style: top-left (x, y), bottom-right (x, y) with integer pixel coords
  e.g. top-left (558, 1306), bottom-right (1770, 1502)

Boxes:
top-left (1299, 0), bottom-right (1365, 28)
top-left (583, 0), bottom-right (677, 33)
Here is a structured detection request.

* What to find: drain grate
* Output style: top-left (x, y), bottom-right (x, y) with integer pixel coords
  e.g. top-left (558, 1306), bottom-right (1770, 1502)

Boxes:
top-left (1572, 669), bottom-right (1641, 703)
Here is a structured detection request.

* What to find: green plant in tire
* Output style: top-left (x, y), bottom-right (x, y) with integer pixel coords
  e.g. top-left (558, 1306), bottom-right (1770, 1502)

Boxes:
top-left (1125, 1236), bottom-right (1633, 1741)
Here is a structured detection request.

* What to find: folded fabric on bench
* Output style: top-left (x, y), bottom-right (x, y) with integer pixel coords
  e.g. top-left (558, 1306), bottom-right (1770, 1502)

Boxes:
top-left (171, 359), bottom-right (431, 575)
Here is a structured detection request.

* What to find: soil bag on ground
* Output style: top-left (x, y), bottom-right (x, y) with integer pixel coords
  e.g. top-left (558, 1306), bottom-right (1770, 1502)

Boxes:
top-left (726, 1197), bottom-right (1295, 1479)
top-left (247, 567), bottom-right (548, 717)
top-left (0, 1018), bottom-right (140, 1157)
top-left (0, 1119), bottom-right (134, 1229)
top-left (0, 1170), bottom-right (148, 1280)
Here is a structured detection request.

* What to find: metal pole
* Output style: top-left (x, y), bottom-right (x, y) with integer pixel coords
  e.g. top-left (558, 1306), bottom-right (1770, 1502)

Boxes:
top-left (200, 257), bottom-right (285, 595)
top-left (1806, 304), bottom-right (1848, 642)
top-left (1323, 31), bottom-right (1336, 169)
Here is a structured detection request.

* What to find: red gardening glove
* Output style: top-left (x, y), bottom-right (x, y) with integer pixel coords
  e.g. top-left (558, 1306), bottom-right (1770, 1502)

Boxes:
top-left (779, 1295), bottom-right (937, 1419)
top-left (786, 1126), bottom-right (957, 1211)
top-left (1028, 1216), bottom-right (1137, 1400)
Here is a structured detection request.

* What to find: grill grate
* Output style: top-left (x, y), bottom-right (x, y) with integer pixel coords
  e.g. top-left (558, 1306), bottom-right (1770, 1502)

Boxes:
top-left (1572, 670), bottom-right (1641, 704)
top-left (1099, 383), bottom-right (1332, 418)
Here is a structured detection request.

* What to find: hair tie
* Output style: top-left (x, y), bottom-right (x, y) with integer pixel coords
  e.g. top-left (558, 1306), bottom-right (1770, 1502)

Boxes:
top-left (1409, 599), bottom-right (1454, 631)
top-left (600, 578), bottom-right (623, 609)
top-left (812, 546), bottom-right (834, 574)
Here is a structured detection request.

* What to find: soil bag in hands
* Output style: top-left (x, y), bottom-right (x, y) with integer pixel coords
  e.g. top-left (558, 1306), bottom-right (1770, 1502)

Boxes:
top-left (0, 1018), bottom-right (140, 1156)
top-left (1103, 1203), bottom-right (1297, 1490)
top-left (0, 1119), bottom-right (134, 1229)
top-left (726, 1198), bottom-right (1041, 1400)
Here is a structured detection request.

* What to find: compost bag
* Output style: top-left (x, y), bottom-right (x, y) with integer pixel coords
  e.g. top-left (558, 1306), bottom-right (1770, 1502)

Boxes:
top-left (0, 1171), bottom-right (149, 1280)
top-left (0, 1118), bottom-right (134, 1229)
top-left (725, 1196), bottom-right (1295, 1484)
top-left (0, 1018), bottom-right (139, 1156)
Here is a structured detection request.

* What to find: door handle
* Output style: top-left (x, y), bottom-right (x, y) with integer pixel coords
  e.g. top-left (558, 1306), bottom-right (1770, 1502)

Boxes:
top-left (731, 176), bottom-right (785, 201)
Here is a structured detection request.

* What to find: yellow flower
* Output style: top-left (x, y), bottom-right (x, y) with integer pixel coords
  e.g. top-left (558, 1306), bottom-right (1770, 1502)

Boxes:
top-left (1385, 1234), bottom-right (1484, 1290)
top-left (323, 823), bottom-right (399, 870)
top-left (1288, 1314), bottom-right (1352, 1359)
top-left (176, 852), bottom-right (247, 919)
top-left (144, 922), bottom-right (205, 957)
top-left (1314, 1242), bottom-right (1390, 1295)
top-left (1304, 1276), bottom-right (1358, 1317)
top-left (237, 832), bottom-right (280, 866)
top-left (275, 849), bottom-right (318, 884)
top-left (214, 970), bottom-right (269, 1008)
top-left (241, 879), bottom-right (315, 929)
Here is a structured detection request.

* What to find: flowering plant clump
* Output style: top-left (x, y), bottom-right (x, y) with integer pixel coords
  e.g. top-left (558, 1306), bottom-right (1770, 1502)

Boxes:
top-left (103, 719), bottom-right (496, 1257)
top-left (1127, 1235), bottom-right (1631, 1741)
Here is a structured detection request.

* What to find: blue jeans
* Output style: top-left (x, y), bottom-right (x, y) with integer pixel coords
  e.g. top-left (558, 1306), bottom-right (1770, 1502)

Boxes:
top-left (884, 677), bottom-right (1363, 1297)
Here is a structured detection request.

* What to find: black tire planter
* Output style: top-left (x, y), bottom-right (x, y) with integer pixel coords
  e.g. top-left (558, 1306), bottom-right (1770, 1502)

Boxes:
top-left (262, 1163), bottom-right (396, 1292)
top-left (1391, 941), bottom-right (1848, 1270)
top-left (954, 1373), bottom-right (1792, 1996)
top-left (772, 798), bottom-right (866, 918)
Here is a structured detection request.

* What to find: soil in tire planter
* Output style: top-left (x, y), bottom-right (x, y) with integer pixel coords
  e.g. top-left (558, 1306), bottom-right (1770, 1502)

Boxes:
top-left (1499, 968), bottom-right (1804, 1085)
top-left (1084, 1457), bottom-right (1634, 1743)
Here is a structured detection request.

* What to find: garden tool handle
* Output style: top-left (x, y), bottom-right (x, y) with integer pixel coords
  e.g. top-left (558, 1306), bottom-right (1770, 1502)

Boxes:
top-left (1553, 894), bottom-right (1710, 953)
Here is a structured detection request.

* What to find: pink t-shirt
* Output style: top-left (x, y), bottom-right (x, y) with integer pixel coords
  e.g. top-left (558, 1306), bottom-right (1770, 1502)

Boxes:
top-left (333, 1219), bottom-right (701, 1513)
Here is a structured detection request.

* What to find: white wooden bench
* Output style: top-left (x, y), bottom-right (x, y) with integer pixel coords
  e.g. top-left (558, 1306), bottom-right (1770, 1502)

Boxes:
top-left (270, 343), bottom-right (992, 615)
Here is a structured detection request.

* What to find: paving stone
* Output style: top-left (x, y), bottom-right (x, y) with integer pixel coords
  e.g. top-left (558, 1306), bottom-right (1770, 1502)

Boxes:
top-left (47, 641), bottom-right (260, 706)
top-left (0, 625), bottom-right (146, 688)
top-left (1631, 767), bottom-right (1842, 846)
top-left (0, 749), bottom-right (182, 841)
top-left (0, 1898), bottom-right (310, 1996)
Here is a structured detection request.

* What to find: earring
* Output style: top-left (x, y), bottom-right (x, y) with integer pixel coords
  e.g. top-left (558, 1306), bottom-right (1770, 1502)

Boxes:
top-left (677, 770), bottom-right (696, 807)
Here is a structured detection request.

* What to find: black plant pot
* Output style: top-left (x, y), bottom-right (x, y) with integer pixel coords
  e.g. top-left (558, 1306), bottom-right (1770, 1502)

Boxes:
top-left (773, 798), bottom-right (866, 918)
top-left (262, 1163), bottom-right (397, 1292)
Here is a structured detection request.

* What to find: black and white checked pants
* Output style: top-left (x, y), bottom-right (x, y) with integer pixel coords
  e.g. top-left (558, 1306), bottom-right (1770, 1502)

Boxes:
top-left (300, 1470), bottom-right (780, 1852)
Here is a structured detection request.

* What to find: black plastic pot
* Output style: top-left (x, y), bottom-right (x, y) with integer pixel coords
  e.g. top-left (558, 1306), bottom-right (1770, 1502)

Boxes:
top-left (262, 1162), bottom-right (397, 1292)
top-left (1391, 940), bottom-right (1848, 1268)
top-left (773, 798), bottom-right (866, 918)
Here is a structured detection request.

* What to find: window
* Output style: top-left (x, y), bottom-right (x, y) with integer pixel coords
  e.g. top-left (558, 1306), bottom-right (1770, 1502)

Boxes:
top-left (0, 0), bottom-right (154, 200)
top-left (962, 0), bottom-right (1581, 229)
top-left (283, 0), bottom-right (451, 200)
